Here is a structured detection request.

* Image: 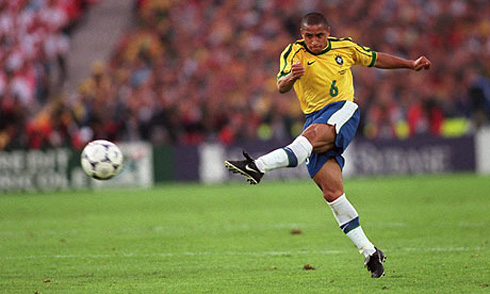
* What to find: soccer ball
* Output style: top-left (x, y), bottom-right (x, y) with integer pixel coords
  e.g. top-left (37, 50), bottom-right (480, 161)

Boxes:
top-left (81, 140), bottom-right (124, 180)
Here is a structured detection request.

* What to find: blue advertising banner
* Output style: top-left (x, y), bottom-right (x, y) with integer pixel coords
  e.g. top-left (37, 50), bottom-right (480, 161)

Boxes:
top-left (346, 136), bottom-right (475, 176)
top-left (0, 135), bottom-right (478, 192)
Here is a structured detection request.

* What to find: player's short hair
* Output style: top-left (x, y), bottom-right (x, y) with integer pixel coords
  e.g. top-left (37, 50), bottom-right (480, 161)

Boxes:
top-left (300, 12), bottom-right (329, 29)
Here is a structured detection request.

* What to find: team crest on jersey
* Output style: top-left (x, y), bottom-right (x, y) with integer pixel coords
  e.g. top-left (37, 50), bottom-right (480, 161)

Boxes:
top-left (335, 55), bottom-right (343, 65)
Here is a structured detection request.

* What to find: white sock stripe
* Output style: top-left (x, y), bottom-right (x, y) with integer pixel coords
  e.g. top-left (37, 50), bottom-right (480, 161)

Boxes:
top-left (327, 100), bottom-right (358, 134)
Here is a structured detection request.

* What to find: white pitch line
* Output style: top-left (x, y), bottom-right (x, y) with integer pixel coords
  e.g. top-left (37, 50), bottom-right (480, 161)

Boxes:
top-left (1, 247), bottom-right (487, 261)
top-left (1, 221), bottom-right (487, 237)
top-left (403, 247), bottom-right (486, 252)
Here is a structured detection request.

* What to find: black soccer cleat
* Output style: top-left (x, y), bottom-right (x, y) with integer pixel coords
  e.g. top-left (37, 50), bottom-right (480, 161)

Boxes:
top-left (364, 247), bottom-right (386, 278)
top-left (225, 151), bottom-right (264, 185)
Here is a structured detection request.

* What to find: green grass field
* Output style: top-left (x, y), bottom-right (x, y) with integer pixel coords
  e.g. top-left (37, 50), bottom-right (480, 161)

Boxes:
top-left (1, 174), bottom-right (489, 294)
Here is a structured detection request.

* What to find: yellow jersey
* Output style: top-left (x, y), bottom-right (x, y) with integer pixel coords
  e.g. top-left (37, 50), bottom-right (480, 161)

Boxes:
top-left (277, 37), bottom-right (377, 114)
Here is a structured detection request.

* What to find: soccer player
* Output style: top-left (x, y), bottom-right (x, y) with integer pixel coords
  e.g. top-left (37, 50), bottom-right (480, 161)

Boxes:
top-left (225, 12), bottom-right (431, 278)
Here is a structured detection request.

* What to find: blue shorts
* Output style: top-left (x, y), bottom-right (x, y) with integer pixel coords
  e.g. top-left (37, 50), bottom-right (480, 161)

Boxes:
top-left (304, 100), bottom-right (360, 178)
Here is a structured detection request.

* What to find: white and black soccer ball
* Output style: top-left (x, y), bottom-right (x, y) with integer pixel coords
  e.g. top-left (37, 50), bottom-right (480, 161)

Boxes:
top-left (81, 140), bottom-right (123, 180)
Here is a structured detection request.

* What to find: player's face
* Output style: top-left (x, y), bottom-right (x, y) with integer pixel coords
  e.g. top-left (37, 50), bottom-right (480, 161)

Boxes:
top-left (300, 24), bottom-right (330, 54)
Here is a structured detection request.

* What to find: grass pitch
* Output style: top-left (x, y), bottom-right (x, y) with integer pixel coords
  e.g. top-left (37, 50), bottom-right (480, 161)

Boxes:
top-left (1, 174), bottom-right (489, 293)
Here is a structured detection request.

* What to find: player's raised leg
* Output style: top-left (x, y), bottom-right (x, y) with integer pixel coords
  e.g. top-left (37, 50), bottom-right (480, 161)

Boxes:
top-left (225, 134), bottom-right (313, 184)
top-left (314, 158), bottom-right (386, 278)
top-left (225, 121), bottom-right (339, 184)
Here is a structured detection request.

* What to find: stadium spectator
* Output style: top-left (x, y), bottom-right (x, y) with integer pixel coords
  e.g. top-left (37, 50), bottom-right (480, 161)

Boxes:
top-left (1, 0), bottom-right (489, 149)
top-left (108, 0), bottom-right (489, 144)
top-left (0, 0), bottom-right (97, 150)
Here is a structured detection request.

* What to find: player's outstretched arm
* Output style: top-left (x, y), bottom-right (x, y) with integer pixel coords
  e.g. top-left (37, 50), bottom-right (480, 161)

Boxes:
top-left (277, 61), bottom-right (305, 93)
top-left (374, 52), bottom-right (431, 71)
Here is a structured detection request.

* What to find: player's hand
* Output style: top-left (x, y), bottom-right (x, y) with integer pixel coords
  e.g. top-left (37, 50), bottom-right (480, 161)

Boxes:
top-left (412, 56), bottom-right (431, 71)
top-left (291, 61), bottom-right (305, 79)
top-left (278, 62), bottom-right (305, 93)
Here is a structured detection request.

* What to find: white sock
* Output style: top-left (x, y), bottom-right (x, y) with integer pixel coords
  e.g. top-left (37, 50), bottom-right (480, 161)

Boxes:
top-left (328, 194), bottom-right (376, 257)
top-left (346, 227), bottom-right (376, 257)
top-left (255, 136), bottom-right (312, 173)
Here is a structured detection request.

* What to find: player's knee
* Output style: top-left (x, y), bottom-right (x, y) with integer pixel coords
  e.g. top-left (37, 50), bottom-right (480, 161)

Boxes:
top-left (323, 189), bottom-right (344, 202)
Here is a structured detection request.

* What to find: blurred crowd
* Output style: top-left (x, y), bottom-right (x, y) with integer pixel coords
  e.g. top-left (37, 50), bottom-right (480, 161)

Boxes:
top-left (1, 0), bottom-right (489, 150)
top-left (0, 0), bottom-right (97, 149)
